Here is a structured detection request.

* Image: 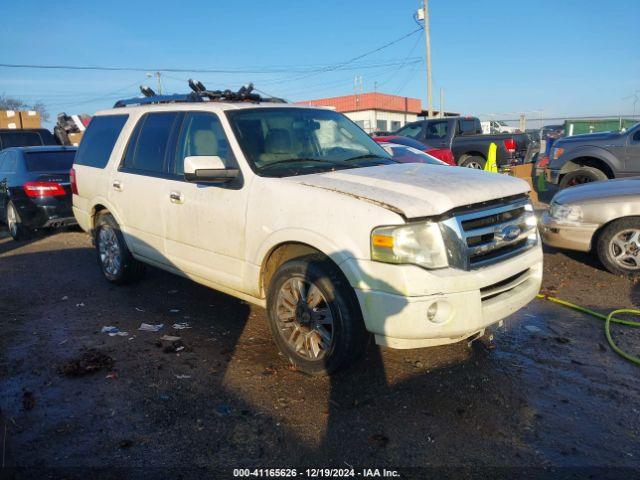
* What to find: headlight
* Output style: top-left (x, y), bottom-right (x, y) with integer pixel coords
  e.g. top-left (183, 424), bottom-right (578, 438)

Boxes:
top-left (552, 147), bottom-right (564, 160)
top-left (549, 202), bottom-right (583, 222)
top-left (371, 222), bottom-right (448, 269)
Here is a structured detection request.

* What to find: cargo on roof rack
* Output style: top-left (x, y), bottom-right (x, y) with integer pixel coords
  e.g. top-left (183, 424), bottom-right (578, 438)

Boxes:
top-left (113, 81), bottom-right (286, 108)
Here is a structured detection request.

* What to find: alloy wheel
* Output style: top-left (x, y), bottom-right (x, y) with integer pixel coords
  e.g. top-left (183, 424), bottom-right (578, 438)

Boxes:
top-left (7, 204), bottom-right (18, 237)
top-left (275, 277), bottom-right (334, 360)
top-left (98, 226), bottom-right (122, 276)
top-left (609, 229), bottom-right (640, 270)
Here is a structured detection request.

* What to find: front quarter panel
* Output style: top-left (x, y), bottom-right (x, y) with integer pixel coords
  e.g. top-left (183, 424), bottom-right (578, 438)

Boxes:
top-left (582, 199), bottom-right (640, 226)
top-left (245, 176), bottom-right (403, 293)
top-left (555, 145), bottom-right (621, 173)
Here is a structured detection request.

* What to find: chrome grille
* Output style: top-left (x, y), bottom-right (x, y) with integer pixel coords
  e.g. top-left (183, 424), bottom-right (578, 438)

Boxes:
top-left (440, 198), bottom-right (537, 270)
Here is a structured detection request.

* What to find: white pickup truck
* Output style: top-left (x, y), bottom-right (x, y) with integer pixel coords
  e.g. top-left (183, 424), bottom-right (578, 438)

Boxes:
top-left (70, 90), bottom-right (542, 374)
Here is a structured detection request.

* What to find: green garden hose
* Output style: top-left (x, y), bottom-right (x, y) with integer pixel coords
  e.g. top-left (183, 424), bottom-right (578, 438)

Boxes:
top-left (536, 294), bottom-right (640, 366)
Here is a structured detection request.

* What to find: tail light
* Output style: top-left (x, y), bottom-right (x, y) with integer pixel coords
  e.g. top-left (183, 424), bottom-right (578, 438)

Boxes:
top-left (503, 138), bottom-right (517, 153)
top-left (23, 181), bottom-right (66, 198)
top-left (70, 167), bottom-right (78, 195)
top-left (426, 148), bottom-right (456, 166)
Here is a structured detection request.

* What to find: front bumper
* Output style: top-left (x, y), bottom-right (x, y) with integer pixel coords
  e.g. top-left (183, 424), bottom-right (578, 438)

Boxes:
top-left (539, 212), bottom-right (598, 252)
top-left (339, 245), bottom-right (543, 349)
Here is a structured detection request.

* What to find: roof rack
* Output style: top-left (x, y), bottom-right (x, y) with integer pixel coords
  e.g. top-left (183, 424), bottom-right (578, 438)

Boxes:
top-left (113, 81), bottom-right (286, 108)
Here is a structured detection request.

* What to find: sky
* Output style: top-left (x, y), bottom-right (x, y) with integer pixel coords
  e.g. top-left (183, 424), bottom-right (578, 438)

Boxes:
top-left (0, 0), bottom-right (638, 127)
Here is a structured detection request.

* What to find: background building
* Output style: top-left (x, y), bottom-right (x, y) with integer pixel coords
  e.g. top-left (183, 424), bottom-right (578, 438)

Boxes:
top-left (297, 92), bottom-right (422, 133)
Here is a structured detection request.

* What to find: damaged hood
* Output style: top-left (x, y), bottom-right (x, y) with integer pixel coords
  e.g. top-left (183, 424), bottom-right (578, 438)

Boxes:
top-left (289, 163), bottom-right (530, 218)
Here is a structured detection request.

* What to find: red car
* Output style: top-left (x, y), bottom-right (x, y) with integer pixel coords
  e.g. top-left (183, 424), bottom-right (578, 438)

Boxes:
top-left (373, 135), bottom-right (456, 166)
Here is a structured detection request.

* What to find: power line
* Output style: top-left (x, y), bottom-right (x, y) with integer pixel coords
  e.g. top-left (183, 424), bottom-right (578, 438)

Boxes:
top-left (0, 51), bottom-right (422, 76)
top-left (258, 27), bottom-right (423, 86)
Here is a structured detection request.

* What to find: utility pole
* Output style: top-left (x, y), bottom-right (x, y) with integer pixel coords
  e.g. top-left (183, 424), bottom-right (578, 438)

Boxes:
top-left (146, 72), bottom-right (163, 94)
top-left (423, 0), bottom-right (433, 118)
top-left (155, 72), bottom-right (163, 95)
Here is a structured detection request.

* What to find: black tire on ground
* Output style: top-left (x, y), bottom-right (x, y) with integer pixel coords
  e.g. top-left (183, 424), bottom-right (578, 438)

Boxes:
top-left (266, 254), bottom-right (369, 375)
top-left (558, 166), bottom-right (607, 189)
top-left (5, 201), bottom-right (30, 241)
top-left (459, 155), bottom-right (486, 169)
top-left (596, 217), bottom-right (640, 277)
top-left (94, 212), bottom-right (145, 285)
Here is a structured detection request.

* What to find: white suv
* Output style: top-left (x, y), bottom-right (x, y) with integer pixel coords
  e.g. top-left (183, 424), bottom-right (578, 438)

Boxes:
top-left (72, 90), bottom-right (542, 374)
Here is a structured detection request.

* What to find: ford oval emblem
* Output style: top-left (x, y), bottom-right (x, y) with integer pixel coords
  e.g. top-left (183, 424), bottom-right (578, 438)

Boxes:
top-left (501, 225), bottom-right (521, 242)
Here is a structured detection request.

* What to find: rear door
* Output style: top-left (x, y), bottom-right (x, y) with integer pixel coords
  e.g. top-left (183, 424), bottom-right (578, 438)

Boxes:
top-left (0, 150), bottom-right (19, 209)
top-left (110, 112), bottom-right (183, 266)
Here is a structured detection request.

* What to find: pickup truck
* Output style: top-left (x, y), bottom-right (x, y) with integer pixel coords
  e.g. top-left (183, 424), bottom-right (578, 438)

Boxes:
top-left (395, 116), bottom-right (530, 169)
top-left (71, 85), bottom-right (542, 374)
top-left (546, 122), bottom-right (640, 188)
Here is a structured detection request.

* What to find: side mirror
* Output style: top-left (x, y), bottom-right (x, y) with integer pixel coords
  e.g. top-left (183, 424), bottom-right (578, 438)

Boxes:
top-left (184, 155), bottom-right (239, 183)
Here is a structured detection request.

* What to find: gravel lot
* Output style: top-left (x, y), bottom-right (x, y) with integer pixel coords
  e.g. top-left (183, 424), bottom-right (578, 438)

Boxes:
top-left (1, 227), bottom-right (639, 478)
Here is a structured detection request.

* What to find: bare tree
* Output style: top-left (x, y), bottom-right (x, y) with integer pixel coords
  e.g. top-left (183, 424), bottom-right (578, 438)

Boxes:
top-left (0, 94), bottom-right (50, 122)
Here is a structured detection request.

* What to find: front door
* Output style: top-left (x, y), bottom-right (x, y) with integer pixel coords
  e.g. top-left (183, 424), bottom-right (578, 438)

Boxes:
top-left (163, 111), bottom-right (250, 292)
top-left (624, 127), bottom-right (640, 173)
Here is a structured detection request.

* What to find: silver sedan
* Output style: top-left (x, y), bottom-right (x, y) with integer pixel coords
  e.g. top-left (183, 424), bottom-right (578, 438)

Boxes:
top-left (540, 178), bottom-right (640, 276)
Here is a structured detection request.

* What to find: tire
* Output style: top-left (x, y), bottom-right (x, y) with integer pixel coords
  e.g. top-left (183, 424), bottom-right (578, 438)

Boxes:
top-left (5, 201), bottom-right (30, 241)
top-left (559, 166), bottom-right (607, 189)
top-left (596, 217), bottom-right (640, 277)
top-left (266, 254), bottom-right (368, 375)
top-left (94, 212), bottom-right (145, 284)
top-left (460, 155), bottom-right (486, 169)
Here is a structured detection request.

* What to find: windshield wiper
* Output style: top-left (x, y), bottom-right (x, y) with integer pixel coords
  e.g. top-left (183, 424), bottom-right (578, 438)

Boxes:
top-left (344, 154), bottom-right (395, 163)
top-left (262, 158), bottom-right (344, 169)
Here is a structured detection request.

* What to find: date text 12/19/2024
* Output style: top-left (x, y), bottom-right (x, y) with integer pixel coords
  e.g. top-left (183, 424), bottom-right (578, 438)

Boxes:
top-left (233, 468), bottom-right (401, 478)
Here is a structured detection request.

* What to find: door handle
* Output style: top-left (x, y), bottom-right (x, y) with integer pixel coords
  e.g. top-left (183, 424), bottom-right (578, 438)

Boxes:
top-left (169, 191), bottom-right (184, 204)
top-left (112, 180), bottom-right (123, 192)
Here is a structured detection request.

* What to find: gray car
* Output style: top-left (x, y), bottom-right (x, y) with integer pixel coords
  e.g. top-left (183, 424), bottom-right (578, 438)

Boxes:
top-left (540, 177), bottom-right (640, 276)
top-left (547, 122), bottom-right (640, 189)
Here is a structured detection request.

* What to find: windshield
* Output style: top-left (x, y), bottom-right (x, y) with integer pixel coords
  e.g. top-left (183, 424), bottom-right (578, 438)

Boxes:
top-left (226, 108), bottom-right (394, 177)
top-left (25, 151), bottom-right (76, 171)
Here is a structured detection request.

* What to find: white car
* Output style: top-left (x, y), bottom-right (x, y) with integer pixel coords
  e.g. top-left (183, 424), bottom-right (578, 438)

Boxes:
top-left (481, 120), bottom-right (516, 134)
top-left (70, 88), bottom-right (542, 374)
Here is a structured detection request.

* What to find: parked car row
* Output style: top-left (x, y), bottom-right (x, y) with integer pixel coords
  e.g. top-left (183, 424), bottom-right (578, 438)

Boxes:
top-left (2, 80), bottom-right (636, 375)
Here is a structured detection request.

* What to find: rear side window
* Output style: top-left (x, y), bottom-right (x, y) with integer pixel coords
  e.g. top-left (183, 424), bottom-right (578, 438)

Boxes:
top-left (0, 131), bottom-right (42, 149)
top-left (25, 151), bottom-right (76, 172)
top-left (74, 114), bottom-right (128, 168)
top-left (459, 119), bottom-right (479, 135)
top-left (424, 120), bottom-right (448, 139)
top-left (122, 112), bottom-right (181, 174)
